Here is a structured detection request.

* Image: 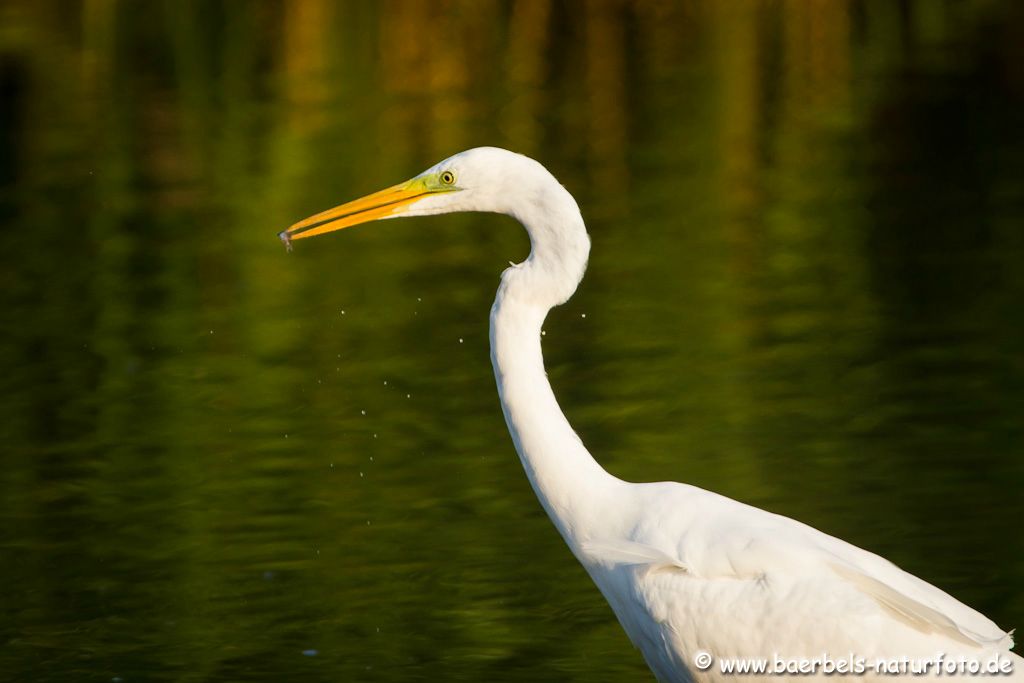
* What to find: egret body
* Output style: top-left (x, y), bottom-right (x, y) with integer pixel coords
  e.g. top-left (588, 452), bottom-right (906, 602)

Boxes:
top-left (281, 147), bottom-right (1021, 682)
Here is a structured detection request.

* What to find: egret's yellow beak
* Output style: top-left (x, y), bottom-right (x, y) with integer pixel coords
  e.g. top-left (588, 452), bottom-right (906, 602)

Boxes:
top-left (279, 178), bottom-right (433, 250)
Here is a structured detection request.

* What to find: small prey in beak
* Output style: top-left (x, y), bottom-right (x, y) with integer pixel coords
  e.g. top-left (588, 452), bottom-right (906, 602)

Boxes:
top-left (278, 230), bottom-right (293, 252)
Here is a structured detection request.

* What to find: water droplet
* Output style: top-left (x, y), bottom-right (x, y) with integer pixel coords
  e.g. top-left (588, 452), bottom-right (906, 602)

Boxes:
top-left (581, 313), bottom-right (586, 318)
top-left (458, 338), bottom-right (464, 343)
top-left (360, 410), bottom-right (366, 416)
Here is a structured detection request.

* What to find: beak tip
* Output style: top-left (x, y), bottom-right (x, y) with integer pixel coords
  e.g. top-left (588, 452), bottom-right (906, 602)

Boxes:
top-left (278, 230), bottom-right (293, 252)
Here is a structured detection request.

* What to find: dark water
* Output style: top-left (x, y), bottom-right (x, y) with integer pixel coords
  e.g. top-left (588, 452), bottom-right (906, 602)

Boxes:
top-left (2, 2), bottom-right (1023, 681)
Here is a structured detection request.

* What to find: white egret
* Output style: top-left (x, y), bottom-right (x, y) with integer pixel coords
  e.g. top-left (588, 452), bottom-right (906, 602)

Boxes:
top-left (280, 147), bottom-right (1021, 682)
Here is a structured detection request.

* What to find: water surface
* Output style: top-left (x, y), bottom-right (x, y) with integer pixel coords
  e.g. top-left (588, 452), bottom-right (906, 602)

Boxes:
top-left (2, 2), bottom-right (1023, 681)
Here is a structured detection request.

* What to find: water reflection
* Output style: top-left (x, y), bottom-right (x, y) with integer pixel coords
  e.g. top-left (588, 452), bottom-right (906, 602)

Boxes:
top-left (1, 1), bottom-right (1022, 681)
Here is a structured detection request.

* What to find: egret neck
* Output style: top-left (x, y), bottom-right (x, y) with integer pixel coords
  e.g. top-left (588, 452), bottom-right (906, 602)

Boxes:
top-left (488, 181), bottom-right (622, 549)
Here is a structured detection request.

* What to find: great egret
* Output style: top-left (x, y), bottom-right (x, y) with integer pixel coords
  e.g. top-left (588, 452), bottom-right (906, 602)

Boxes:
top-left (280, 147), bottom-right (1020, 682)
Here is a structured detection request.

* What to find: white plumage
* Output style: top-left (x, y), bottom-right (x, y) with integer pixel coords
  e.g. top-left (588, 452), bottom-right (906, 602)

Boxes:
top-left (282, 147), bottom-right (1021, 682)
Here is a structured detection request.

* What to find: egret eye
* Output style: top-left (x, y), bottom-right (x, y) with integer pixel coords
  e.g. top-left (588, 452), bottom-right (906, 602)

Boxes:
top-left (440, 170), bottom-right (456, 185)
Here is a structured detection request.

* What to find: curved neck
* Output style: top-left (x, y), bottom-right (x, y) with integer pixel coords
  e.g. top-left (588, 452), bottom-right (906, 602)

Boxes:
top-left (489, 270), bottom-right (620, 548)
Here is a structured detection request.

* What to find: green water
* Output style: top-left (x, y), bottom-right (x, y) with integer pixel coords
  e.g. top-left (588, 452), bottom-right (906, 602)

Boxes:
top-left (2, 2), bottom-right (1023, 681)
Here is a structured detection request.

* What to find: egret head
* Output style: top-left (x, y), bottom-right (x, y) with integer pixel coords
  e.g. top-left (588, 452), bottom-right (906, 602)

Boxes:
top-left (279, 147), bottom-right (589, 306)
top-left (278, 147), bottom-right (574, 249)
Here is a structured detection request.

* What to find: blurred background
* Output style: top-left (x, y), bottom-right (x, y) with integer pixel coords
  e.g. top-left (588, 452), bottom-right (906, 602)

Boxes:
top-left (2, 1), bottom-right (1023, 681)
